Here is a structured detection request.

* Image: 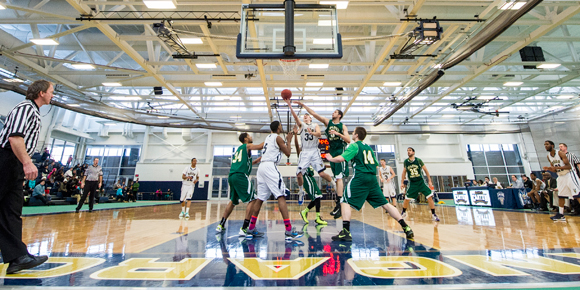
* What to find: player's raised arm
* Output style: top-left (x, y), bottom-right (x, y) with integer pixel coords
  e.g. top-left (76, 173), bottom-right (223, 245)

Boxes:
top-left (288, 101), bottom-right (302, 130)
top-left (293, 101), bottom-right (328, 126)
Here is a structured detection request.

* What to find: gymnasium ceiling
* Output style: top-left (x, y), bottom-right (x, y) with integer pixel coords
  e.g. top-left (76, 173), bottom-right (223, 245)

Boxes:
top-left (0, 0), bottom-right (579, 131)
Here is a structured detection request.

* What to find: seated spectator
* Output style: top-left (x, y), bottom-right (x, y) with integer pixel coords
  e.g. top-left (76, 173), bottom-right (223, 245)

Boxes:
top-left (528, 173), bottom-right (545, 210)
top-left (509, 175), bottom-right (524, 188)
top-left (522, 175), bottom-right (534, 190)
top-left (59, 180), bottom-right (69, 197)
top-left (477, 180), bottom-right (484, 186)
top-left (32, 179), bottom-right (52, 205)
top-left (155, 189), bottom-right (163, 200)
top-left (492, 177), bottom-right (503, 189)
top-left (64, 168), bottom-right (73, 179)
top-left (483, 177), bottom-right (491, 186)
top-left (115, 186), bottom-right (124, 202)
top-left (165, 189), bottom-right (173, 200)
top-left (542, 172), bottom-right (558, 211)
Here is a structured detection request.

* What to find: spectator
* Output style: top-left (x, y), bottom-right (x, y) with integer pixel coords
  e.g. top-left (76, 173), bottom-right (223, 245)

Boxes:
top-left (492, 177), bottom-right (503, 189)
top-left (115, 186), bottom-right (124, 202)
top-left (32, 179), bottom-right (52, 205)
top-left (522, 175), bottom-right (534, 190)
top-left (484, 177), bottom-right (491, 186)
top-left (166, 189), bottom-right (173, 200)
top-left (47, 161), bottom-right (56, 173)
top-left (509, 175), bottom-right (524, 188)
top-left (528, 173), bottom-right (545, 210)
top-left (131, 178), bottom-right (139, 202)
top-left (64, 168), bottom-right (73, 180)
top-left (58, 180), bottom-right (69, 197)
top-left (155, 189), bottom-right (163, 200)
top-left (542, 172), bottom-right (558, 212)
top-left (41, 148), bottom-right (50, 162)
top-left (477, 180), bottom-right (484, 186)
top-left (66, 155), bottom-right (73, 167)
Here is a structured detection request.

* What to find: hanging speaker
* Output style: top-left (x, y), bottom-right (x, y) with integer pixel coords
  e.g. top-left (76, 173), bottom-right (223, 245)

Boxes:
top-left (153, 86), bottom-right (163, 95)
top-left (519, 46), bottom-right (545, 69)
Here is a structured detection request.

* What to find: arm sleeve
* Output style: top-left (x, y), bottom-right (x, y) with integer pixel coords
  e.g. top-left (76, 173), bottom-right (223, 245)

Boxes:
top-left (341, 143), bottom-right (358, 162)
top-left (6, 105), bottom-right (32, 138)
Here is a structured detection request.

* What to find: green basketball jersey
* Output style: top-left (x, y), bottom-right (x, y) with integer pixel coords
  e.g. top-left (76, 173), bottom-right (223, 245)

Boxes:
top-left (404, 157), bottom-right (425, 182)
top-left (230, 144), bottom-right (252, 176)
top-left (325, 120), bottom-right (347, 153)
top-left (341, 141), bottom-right (378, 174)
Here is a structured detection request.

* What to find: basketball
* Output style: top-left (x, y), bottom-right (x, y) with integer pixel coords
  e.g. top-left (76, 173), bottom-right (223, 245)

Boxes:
top-left (281, 89), bottom-right (292, 100)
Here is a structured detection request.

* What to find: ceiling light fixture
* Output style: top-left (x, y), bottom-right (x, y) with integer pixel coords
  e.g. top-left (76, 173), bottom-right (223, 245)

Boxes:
top-left (537, 63), bottom-right (561, 69)
top-left (499, 0), bottom-right (525, 10)
top-left (309, 64), bottom-right (329, 69)
top-left (503, 81), bottom-right (523, 86)
top-left (102, 82), bottom-right (122, 87)
top-left (557, 95), bottom-right (574, 99)
top-left (143, 0), bottom-right (176, 9)
top-left (181, 38), bottom-right (203, 44)
top-left (2, 78), bottom-right (24, 83)
top-left (0, 3), bottom-right (6, 9)
top-left (195, 63), bottom-right (217, 68)
top-left (306, 82), bottom-right (323, 87)
top-left (204, 82), bottom-right (222, 86)
top-left (68, 104), bottom-right (80, 107)
top-left (383, 82), bottom-right (402, 87)
top-left (317, 20), bottom-right (336, 26)
top-left (110, 96), bottom-right (142, 101)
top-left (71, 64), bottom-right (95, 70)
top-left (30, 39), bottom-right (59, 45)
top-left (319, 1), bottom-right (349, 9)
top-left (158, 116), bottom-right (170, 119)
top-left (104, 123), bottom-right (117, 126)
top-left (235, 122), bottom-right (246, 126)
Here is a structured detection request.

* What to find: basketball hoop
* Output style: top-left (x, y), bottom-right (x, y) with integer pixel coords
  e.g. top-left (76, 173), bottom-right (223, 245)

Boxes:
top-left (278, 59), bottom-right (301, 78)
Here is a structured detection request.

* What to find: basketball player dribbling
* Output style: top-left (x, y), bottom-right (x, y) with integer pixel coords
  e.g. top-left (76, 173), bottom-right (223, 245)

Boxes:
top-left (293, 101), bottom-right (349, 219)
top-left (215, 133), bottom-right (263, 238)
top-left (544, 140), bottom-right (580, 221)
top-left (179, 158), bottom-right (199, 218)
top-left (247, 113), bottom-right (303, 240)
top-left (379, 159), bottom-right (398, 207)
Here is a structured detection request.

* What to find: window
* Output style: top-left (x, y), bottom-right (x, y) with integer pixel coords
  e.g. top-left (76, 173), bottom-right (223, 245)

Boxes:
top-left (85, 145), bottom-right (141, 190)
top-left (467, 144), bottom-right (525, 185)
top-left (46, 138), bottom-right (77, 164)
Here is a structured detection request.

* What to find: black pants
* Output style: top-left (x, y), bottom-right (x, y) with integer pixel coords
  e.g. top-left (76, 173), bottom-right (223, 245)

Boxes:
top-left (77, 181), bottom-right (99, 210)
top-left (0, 149), bottom-right (29, 263)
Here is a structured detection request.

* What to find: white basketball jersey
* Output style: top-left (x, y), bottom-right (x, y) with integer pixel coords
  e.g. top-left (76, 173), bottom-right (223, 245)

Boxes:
top-left (379, 165), bottom-right (392, 181)
top-left (548, 150), bottom-right (570, 176)
top-left (261, 133), bottom-right (282, 164)
top-left (300, 121), bottom-right (319, 151)
top-left (182, 166), bottom-right (199, 185)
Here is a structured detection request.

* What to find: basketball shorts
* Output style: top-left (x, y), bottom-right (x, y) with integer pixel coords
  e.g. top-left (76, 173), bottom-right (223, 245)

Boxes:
top-left (304, 174), bottom-right (322, 200)
top-left (180, 183), bottom-right (195, 202)
top-left (329, 149), bottom-right (349, 179)
top-left (556, 173), bottom-right (580, 199)
top-left (341, 173), bottom-right (388, 211)
top-left (229, 173), bottom-right (255, 205)
top-left (405, 180), bottom-right (432, 200)
top-left (256, 162), bottom-right (289, 201)
top-left (382, 180), bottom-right (397, 198)
top-left (297, 149), bottom-right (326, 175)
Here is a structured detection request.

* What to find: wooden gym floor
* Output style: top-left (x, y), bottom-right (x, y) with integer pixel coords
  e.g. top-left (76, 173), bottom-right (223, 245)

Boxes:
top-left (2, 200), bottom-right (580, 289)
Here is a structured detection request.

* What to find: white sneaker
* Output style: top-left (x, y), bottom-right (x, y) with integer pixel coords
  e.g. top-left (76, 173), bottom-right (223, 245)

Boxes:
top-left (179, 212), bottom-right (185, 218)
top-left (298, 189), bottom-right (305, 205)
top-left (401, 212), bottom-right (408, 219)
top-left (432, 214), bottom-right (440, 222)
top-left (184, 213), bottom-right (190, 219)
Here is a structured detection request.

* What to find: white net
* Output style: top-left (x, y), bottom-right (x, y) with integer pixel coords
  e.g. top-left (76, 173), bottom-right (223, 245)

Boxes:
top-left (278, 59), bottom-right (301, 79)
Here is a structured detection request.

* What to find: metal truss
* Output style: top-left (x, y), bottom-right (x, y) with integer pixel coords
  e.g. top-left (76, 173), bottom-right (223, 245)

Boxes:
top-left (76, 11), bottom-right (240, 22)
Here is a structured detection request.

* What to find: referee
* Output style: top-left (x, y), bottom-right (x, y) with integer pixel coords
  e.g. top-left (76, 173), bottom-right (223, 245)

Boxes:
top-left (75, 157), bottom-right (103, 213)
top-left (0, 80), bottom-right (53, 274)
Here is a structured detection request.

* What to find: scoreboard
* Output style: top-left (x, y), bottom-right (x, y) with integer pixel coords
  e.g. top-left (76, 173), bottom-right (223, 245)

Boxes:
top-left (319, 138), bottom-right (329, 161)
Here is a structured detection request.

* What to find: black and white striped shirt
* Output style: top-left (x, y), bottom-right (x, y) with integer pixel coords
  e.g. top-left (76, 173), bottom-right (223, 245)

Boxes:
top-left (0, 100), bottom-right (41, 156)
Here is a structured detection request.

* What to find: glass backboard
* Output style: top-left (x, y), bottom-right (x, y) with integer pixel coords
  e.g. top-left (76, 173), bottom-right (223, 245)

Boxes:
top-left (236, 5), bottom-right (342, 59)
